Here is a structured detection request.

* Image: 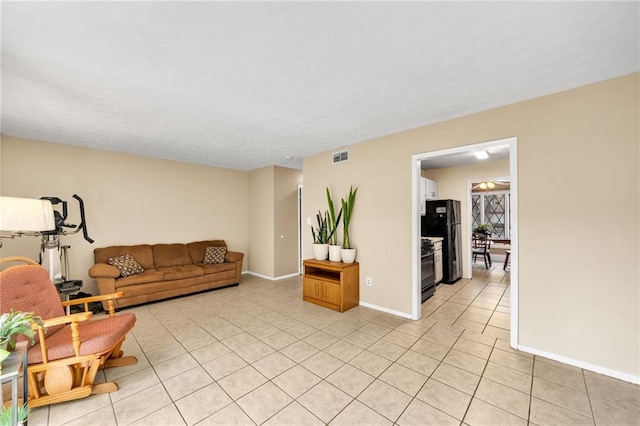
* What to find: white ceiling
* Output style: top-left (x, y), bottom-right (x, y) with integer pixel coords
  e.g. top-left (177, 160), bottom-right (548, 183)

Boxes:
top-left (2, 2), bottom-right (638, 172)
top-left (421, 144), bottom-right (510, 170)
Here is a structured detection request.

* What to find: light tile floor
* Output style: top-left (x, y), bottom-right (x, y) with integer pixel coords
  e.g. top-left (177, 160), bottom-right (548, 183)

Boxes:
top-left (18, 264), bottom-right (640, 425)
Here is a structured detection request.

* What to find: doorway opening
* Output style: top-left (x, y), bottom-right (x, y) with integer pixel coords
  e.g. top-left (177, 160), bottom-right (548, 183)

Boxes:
top-left (297, 183), bottom-right (304, 275)
top-left (411, 137), bottom-right (518, 348)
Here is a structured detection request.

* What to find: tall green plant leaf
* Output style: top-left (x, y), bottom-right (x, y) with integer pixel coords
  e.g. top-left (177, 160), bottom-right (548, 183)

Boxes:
top-left (341, 185), bottom-right (358, 249)
top-left (326, 187), bottom-right (343, 245)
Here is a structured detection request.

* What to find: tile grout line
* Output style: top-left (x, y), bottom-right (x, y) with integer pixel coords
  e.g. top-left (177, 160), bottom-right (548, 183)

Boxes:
top-left (40, 271), bottom-right (571, 426)
top-left (582, 368), bottom-right (598, 424)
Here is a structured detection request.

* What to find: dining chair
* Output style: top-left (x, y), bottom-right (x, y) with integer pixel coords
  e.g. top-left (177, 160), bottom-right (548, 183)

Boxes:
top-left (472, 234), bottom-right (492, 269)
top-left (503, 249), bottom-right (511, 270)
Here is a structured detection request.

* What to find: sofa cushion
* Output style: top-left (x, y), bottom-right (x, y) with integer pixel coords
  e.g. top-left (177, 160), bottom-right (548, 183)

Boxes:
top-left (108, 254), bottom-right (144, 277)
top-left (196, 262), bottom-right (236, 275)
top-left (94, 245), bottom-right (154, 270)
top-left (152, 244), bottom-right (192, 268)
top-left (116, 269), bottom-right (164, 288)
top-left (204, 246), bottom-right (226, 264)
top-left (187, 240), bottom-right (227, 264)
top-left (157, 265), bottom-right (204, 280)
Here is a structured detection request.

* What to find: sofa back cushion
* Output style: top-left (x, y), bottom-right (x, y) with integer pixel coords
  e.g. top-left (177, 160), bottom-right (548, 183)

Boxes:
top-left (94, 245), bottom-right (155, 270)
top-left (152, 243), bottom-right (192, 267)
top-left (188, 240), bottom-right (227, 264)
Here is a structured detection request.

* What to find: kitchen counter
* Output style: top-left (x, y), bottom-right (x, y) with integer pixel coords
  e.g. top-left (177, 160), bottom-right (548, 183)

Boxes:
top-left (423, 236), bottom-right (444, 243)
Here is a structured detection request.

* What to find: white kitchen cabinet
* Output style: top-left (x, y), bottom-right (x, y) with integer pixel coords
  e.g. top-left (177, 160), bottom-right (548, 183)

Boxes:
top-left (420, 177), bottom-right (439, 215)
top-left (434, 242), bottom-right (443, 284)
top-left (425, 178), bottom-right (438, 200)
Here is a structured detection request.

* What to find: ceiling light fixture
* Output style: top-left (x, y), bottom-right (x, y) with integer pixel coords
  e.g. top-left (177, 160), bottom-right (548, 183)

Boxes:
top-left (478, 181), bottom-right (496, 190)
top-left (474, 151), bottom-right (489, 160)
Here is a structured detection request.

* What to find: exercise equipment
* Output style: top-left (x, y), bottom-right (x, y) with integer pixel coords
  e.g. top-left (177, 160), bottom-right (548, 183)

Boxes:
top-left (38, 194), bottom-right (94, 284)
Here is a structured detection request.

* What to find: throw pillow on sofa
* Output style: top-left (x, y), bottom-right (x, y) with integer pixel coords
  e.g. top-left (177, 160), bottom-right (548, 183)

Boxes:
top-left (204, 246), bottom-right (226, 264)
top-left (109, 254), bottom-right (145, 277)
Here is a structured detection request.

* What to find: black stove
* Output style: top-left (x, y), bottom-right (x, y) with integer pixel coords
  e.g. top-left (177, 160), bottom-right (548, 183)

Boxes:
top-left (420, 238), bottom-right (436, 302)
top-left (421, 238), bottom-right (434, 255)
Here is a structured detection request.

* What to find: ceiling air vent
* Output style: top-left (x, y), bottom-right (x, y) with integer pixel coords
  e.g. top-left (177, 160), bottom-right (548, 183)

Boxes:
top-left (332, 150), bottom-right (349, 164)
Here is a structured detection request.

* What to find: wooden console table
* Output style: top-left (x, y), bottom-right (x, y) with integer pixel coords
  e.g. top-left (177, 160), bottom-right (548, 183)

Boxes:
top-left (303, 259), bottom-right (359, 312)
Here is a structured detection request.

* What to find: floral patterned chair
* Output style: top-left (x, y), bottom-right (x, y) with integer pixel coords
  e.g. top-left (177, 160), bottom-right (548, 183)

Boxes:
top-left (0, 257), bottom-right (137, 408)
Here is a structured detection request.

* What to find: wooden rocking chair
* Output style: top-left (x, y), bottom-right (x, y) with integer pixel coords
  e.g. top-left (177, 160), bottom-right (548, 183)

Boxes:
top-left (0, 257), bottom-right (137, 408)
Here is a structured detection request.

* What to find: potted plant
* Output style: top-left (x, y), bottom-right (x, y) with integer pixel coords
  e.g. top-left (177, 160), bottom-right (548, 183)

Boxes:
top-left (0, 310), bottom-right (43, 351)
top-left (0, 310), bottom-right (43, 371)
top-left (474, 223), bottom-right (491, 236)
top-left (0, 403), bottom-right (30, 426)
top-left (340, 185), bottom-right (358, 263)
top-left (326, 187), bottom-right (343, 262)
top-left (311, 210), bottom-right (330, 260)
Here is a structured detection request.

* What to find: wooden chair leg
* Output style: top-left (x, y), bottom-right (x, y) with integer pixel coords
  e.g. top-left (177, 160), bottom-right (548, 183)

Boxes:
top-left (103, 356), bottom-right (137, 369)
top-left (503, 251), bottom-right (511, 270)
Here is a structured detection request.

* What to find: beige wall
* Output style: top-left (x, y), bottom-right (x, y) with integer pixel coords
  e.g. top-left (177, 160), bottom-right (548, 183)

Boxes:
top-left (424, 159), bottom-right (510, 278)
top-left (0, 135), bottom-right (3, 190)
top-left (273, 166), bottom-right (302, 277)
top-left (303, 73), bottom-right (639, 379)
top-left (248, 166), bottom-right (275, 277)
top-left (248, 166), bottom-right (302, 278)
top-left (1, 136), bottom-right (250, 295)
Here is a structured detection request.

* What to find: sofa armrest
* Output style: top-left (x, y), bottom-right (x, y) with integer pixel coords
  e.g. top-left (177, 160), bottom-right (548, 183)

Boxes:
top-left (89, 263), bottom-right (121, 279)
top-left (225, 251), bottom-right (244, 264)
top-left (224, 251), bottom-right (244, 283)
top-left (89, 263), bottom-right (120, 309)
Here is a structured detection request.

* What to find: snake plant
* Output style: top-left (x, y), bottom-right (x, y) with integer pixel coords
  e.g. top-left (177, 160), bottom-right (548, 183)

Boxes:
top-left (311, 210), bottom-right (329, 244)
top-left (341, 185), bottom-right (358, 249)
top-left (326, 187), bottom-right (343, 246)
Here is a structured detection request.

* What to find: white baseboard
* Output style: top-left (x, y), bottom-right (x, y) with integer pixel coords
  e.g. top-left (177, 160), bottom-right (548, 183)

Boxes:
top-left (517, 344), bottom-right (640, 385)
top-left (245, 271), bottom-right (300, 281)
top-left (358, 301), bottom-right (414, 320)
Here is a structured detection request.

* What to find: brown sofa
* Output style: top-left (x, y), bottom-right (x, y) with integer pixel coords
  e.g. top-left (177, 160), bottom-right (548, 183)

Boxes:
top-left (89, 240), bottom-right (243, 309)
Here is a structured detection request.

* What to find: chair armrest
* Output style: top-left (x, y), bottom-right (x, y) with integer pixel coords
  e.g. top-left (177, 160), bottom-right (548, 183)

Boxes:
top-left (89, 263), bottom-right (121, 278)
top-left (62, 292), bottom-right (125, 317)
top-left (34, 312), bottom-right (93, 362)
top-left (61, 291), bottom-right (125, 307)
top-left (225, 251), bottom-right (244, 263)
top-left (38, 312), bottom-right (93, 328)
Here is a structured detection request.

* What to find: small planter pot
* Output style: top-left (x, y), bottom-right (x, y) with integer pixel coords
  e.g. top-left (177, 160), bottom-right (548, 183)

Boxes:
top-left (328, 245), bottom-right (342, 262)
top-left (340, 248), bottom-right (357, 264)
top-left (312, 244), bottom-right (329, 261)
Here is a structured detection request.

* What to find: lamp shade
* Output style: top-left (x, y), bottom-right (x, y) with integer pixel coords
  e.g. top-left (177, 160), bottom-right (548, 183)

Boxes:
top-left (0, 196), bottom-right (55, 232)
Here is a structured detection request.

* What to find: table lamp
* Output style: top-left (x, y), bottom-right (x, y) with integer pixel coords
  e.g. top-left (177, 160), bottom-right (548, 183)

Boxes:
top-left (0, 196), bottom-right (56, 247)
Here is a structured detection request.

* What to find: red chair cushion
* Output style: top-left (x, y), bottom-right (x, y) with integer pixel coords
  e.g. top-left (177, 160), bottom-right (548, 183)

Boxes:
top-left (28, 313), bottom-right (136, 365)
top-left (1, 264), bottom-right (66, 339)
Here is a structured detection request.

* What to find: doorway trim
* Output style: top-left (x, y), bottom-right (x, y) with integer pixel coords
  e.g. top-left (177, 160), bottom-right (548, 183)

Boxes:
top-left (297, 183), bottom-right (304, 275)
top-left (411, 136), bottom-right (518, 349)
top-left (466, 176), bottom-right (510, 277)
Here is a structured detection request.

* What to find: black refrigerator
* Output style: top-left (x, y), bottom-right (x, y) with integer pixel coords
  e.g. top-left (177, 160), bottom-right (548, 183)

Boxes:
top-left (422, 199), bottom-right (462, 284)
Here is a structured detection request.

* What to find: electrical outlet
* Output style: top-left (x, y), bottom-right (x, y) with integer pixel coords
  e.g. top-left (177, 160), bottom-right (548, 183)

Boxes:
top-left (366, 277), bottom-right (372, 287)
top-left (306, 217), bottom-right (312, 225)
